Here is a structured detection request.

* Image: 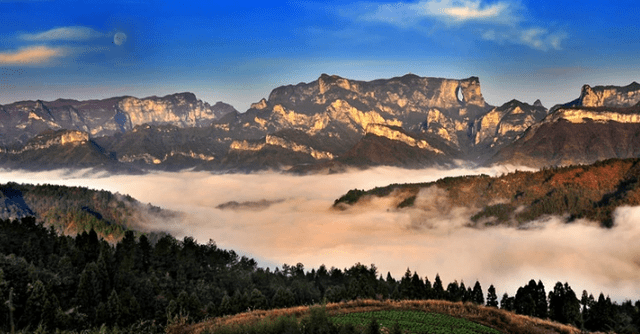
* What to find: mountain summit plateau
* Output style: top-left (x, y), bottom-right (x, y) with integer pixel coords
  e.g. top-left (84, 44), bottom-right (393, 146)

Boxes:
top-left (1, 74), bottom-right (639, 172)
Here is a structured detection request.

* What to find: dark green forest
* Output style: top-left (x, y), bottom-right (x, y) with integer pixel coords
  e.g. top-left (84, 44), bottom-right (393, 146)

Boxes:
top-left (1, 217), bottom-right (639, 333)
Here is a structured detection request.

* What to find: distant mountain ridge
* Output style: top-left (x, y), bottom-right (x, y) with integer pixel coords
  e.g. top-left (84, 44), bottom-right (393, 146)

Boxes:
top-left (489, 81), bottom-right (640, 168)
top-left (1, 74), bottom-right (639, 172)
top-left (0, 92), bottom-right (236, 145)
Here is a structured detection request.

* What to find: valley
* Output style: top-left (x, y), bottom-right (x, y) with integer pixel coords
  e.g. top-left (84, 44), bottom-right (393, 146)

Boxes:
top-left (2, 75), bottom-right (640, 333)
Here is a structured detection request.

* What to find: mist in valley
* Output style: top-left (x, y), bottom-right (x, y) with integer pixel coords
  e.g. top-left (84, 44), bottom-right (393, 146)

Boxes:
top-left (1, 165), bottom-right (639, 302)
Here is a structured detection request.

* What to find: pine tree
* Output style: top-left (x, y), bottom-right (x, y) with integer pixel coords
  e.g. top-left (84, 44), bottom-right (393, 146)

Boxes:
top-left (399, 268), bottom-right (413, 299)
top-left (205, 301), bottom-right (217, 317)
top-left (501, 293), bottom-right (515, 311)
top-left (75, 262), bottom-right (102, 315)
top-left (424, 276), bottom-right (433, 299)
top-left (107, 289), bottom-right (121, 326)
top-left (177, 290), bottom-right (190, 316)
top-left (272, 287), bottom-right (295, 308)
top-left (95, 302), bottom-right (109, 326)
top-left (548, 282), bottom-right (581, 326)
top-left (138, 234), bottom-right (152, 272)
top-left (410, 272), bottom-right (424, 299)
top-left (249, 288), bottom-right (268, 310)
top-left (486, 285), bottom-right (498, 307)
top-left (535, 280), bottom-right (548, 319)
top-left (433, 274), bottom-right (444, 300)
top-left (219, 294), bottom-right (232, 315)
top-left (446, 281), bottom-right (460, 302)
top-left (472, 281), bottom-right (484, 305)
top-left (24, 280), bottom-right (56, 328)
top-left (459, 281), bottom-right (468, 302)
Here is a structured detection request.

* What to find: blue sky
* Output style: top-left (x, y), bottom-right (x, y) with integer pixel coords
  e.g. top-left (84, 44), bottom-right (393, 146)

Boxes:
top-left (0, 0), bottom-right (638, 110)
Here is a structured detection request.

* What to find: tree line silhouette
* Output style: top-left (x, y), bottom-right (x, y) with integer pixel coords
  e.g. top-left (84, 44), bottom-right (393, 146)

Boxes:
top-left (1, 217), bottom-right (639, 333)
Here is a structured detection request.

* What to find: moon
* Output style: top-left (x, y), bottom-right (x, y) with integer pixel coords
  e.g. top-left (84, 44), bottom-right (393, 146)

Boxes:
top-left (113, 32), bottom-right (127, 46)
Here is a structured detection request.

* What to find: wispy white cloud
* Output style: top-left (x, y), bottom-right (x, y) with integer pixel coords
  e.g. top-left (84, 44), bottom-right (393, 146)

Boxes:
top-left (19, 26), bottom-right (105, 42)
top-left (412, 0), bottom-right (516, 25)
top-left (362, 0), bottom-right (518, 27)
top-left (6, 26), bottom-right (122, 66)
top-left (358, 0), bottom-right (566, 51)
top-left (1, 166), bottom-right (639, 302)
top-left (0, 45), bottom-right (68, 65)
top-left (482, 27), bottom-right (568, 51)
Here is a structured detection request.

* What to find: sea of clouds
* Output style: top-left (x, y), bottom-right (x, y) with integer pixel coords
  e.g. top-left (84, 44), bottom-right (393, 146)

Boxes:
top-left (1, 165), bottom-right (639, 302)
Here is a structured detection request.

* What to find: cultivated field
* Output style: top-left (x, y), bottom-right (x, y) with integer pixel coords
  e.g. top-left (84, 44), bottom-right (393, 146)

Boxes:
top-left (169, 299), bottom-right (584, 334)
top-left (331, 309), bottom-right (501, 334)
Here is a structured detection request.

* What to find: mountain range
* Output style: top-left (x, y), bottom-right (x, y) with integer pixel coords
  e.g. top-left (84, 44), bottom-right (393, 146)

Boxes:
top-left (1, 74), bottom-right (639, 172)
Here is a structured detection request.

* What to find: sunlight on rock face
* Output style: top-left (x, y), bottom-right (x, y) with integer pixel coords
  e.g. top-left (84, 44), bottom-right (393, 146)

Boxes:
top-left (0, 165), bottom-right (639, 301)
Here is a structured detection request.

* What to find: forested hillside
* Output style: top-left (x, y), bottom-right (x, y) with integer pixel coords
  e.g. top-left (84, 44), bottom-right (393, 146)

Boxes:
top-left (0, 182), bottom-right (179, 242)
top-left (335, 158), bottom-right (640, 227)
top-left (1, 217), bottom-right (638, 333)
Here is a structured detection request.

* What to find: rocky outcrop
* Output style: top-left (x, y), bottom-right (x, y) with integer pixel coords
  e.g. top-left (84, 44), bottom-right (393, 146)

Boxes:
top-left (13, 75), bottom-right (640, 173)
top-left (116, 92), bottom-right (220, 130)
top-left (0, 74), bottom-right (529, 172)
top-left (229, 130), bottom-right (335, 161)
top-left (490, 82), bottom-right (640, 168)
top-left (328, 125), bottom-right (460, 169)
top-left (579, 82), bottom-right (640, 108)
top-left (546, 107), bottom-right (640, 124)
top-left (365, 124), bottom-right (443, 154)
top-left (264, 73), bottom-right (489, 118)
top-left (232, 73), bottom-right (494, 168)
top-left (472, 100), bottom-right (547, 161)
top-left (0, 93), bottom-right (236, 145)
top-left (9, 130), bottom-right (89, 153)
top-left (421, 108), bottom-right (468, 147)
top-left (90, 124), bottom-right (224, 171)
top-left (0, 129), bottom-right (133, 172)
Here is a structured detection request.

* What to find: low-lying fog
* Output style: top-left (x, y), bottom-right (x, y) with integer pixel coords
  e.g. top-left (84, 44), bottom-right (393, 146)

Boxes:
top-left (1, 166), bottom-right (639, 302)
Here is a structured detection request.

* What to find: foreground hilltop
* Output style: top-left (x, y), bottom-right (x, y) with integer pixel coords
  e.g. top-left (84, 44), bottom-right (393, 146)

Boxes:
top-left (1, 74), bottom-right (639, 172)
top-left (173, 300), bottom-right (583, 334)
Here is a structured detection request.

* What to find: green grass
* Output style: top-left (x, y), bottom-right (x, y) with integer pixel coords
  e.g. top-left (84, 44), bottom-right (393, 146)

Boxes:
top-left (330, 310), bottom-right (501, 334)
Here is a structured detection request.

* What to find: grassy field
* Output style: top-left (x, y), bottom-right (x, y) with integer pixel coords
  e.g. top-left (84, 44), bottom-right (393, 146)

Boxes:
top-left (170, 299), bottom-right (584, 334)
top-left (330, 309), bottom-right (501, 334)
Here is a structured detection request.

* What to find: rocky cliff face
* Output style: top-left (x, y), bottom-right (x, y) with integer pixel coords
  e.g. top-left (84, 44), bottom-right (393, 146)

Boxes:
top-left (221, 73), bottom-right (496, 167)
top-left (116, 92), bottom-right (223, 130)
top-left (365, 124), bottom-right (443, 154)
top-left (0, 93), bottom-right (236, 145)
top-left (472, 100), bottom-right (548, 161)
top-left (490, 82), bottom-right (640, 168)
top-left (0, 74), bottom-right (548, 172)
top-left (10, 74), bottom-right (637, 173)
top-left (0, 129), bottom-right (132, 172)
top-left (579, 82), bottom-right (640, 108)
top-left (262, 73), bottom-right (488, 120)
